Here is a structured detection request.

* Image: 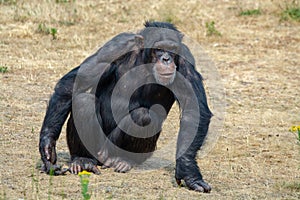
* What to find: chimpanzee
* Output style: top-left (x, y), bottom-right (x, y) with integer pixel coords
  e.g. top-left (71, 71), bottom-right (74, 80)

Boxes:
top-left (39, 21), bottom-right (213, 193)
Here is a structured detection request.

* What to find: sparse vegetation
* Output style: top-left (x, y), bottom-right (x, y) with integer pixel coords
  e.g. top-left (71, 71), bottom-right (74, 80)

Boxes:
top-left (239, 9), bottom-right (262, 16)
top-left (37, 23), bottom-right (58, 40)
top-left (50, 28), bottom-right (58, 40)
top-left (0, 66), bottom-right (8, 73)
top-left (205, 21), bottom-right (222, 36)
top-left (0, 0), bottom-right (16, 5)
top-left (56, 0), bottom-right (74, 3)
top-left (279, 182), bottom-right (300, 192)
top-left (48, 168), bottom-right (54, 200)
top-left (31, 167), bottom-right (39, 198)
top-left (281, 6), bottom-right (300, 21)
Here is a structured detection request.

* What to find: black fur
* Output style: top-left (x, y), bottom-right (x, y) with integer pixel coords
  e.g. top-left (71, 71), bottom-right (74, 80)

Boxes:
top-left (39, 21), bottom-right (212, 192)
top-left (144, 20), bottom-right (179, 31)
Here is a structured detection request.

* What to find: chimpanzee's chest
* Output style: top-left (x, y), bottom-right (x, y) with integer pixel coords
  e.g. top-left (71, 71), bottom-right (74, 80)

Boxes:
top-left (129, 84), bottom-right (175, 111)
top-left (98, 81), bottom-right (175, 134)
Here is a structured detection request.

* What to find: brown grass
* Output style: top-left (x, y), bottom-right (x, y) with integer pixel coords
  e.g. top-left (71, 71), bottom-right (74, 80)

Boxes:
top-left (0, 0), bottom-right (299, 199)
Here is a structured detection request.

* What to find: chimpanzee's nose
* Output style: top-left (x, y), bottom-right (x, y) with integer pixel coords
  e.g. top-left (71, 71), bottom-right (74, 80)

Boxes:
top-left (163, 57), bottom-right (170, 62)
top-left (162, 53), bottom-right (171, 63)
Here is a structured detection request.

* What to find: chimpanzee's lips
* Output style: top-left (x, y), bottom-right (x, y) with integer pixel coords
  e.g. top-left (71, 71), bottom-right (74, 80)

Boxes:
top-left (160, 73), bottom-right (174, 77)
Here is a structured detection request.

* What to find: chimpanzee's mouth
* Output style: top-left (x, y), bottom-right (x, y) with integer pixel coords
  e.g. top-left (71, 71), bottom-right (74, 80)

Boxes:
top-left (160, 73), bottom-right (174, 77)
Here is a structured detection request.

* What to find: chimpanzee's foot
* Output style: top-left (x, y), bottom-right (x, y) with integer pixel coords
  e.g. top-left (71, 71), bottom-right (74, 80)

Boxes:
top-left (69, 157), bottom-right (100, 175)
top-left (98, 147), bottom-right (132, 173)
top-left (101, 157), bottom-right (132, 173)
top-left (113, 158), bottom-right (133, 173)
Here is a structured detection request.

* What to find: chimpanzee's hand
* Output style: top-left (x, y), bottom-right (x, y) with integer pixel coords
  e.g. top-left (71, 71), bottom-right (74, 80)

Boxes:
top-left (41, 162), bottom-right (69, 175)
top-left (175, 158), bottom-right (211, 193)
top-left (39, 137), bottom-right (57, 174)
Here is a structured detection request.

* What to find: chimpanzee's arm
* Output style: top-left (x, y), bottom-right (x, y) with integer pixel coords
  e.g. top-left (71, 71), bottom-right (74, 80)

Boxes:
top-left (39, 67), bottom-right (79, 173)
top-left (39, 62), bottom-right (114, 174)
top-left (175, 47), bottom-right (213, 193)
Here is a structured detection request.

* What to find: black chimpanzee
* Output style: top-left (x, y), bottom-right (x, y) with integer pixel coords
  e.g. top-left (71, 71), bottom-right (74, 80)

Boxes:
top-left (39, 21), bottom-right (213, 193)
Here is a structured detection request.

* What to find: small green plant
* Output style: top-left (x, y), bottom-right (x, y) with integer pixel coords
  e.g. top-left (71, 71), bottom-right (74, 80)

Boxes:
top-left (48, 167), bottom-right (55, 200)
top-left (282, 7), bottom-right (300, 21)
top-left (79, 170), bottom-right (92, 200)
top-left (31, 167), bottom-right (39, 198)
top-left (50, 28), bottom-right (58, 40)
top-left (289, 125), bottom-right (300, 141)
top-left (0, 66), bottom-right (8, 73)
top-left (0, 190), bottom-right (7, 200)
top-left (281, 1), bottom-right (300, 21)
top-left (56, 0), bottom-right (73, 3)
top-left (0, 0), bottom-right (16, 5)
top-left (239, 9), bottom-right (262, 16)
top-left (280, 181), bottom-right (300, 191)
top-left (37, 23), bottom-right (58, 40)
top-left (205, 21), bottom-right (222, 37)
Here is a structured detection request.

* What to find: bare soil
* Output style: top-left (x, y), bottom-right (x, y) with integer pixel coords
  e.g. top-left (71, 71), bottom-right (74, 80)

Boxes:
top-left (0, 0), bottom-right (299, 199)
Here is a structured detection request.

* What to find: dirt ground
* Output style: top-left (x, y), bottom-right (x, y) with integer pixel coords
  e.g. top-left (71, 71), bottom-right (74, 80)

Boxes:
top-left (0, 0), bottom-right (299, 199)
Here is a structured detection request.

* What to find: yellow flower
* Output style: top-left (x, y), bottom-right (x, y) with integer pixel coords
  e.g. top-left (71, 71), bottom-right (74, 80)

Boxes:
top-left (78, 170), bottom-right (91, 176)
top-left (289, 126), bottom-right (300, 132)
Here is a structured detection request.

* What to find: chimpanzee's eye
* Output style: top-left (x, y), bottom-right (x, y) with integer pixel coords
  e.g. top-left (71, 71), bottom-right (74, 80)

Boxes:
top-left (155, 49), bottom-right (164, 57)
top-left (168, 51), bottom-right (175, 58)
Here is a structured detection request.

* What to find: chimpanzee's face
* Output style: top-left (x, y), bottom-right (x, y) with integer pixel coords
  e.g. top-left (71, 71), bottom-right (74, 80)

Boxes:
top-left (152, 49), bottom-right (177, 86)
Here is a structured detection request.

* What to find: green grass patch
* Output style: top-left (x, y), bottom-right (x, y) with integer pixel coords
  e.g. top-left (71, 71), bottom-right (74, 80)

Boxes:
top-left (280, 182), bottom-right (300, 192)
top-left (37, 23), bottom-right (58, 40)
top-left (205, 21), bottom-right (222, 37)
top-left (0, 0), bottom-right (16, 5)
top-left (55, 0), bottom-right (74, 3)
top-left (280, 0), bottom-right (300, 22)
top-left (0, 66), bottom-right (8, 73)
top-left (239, 9), bottom-right (262, 16)
top-left (281, 7), bottom-right (300, 21)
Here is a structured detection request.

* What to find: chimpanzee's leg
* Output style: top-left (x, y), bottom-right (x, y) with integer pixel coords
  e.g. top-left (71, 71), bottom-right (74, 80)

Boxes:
top-left (66, 93), bottom-right (106, 174)
top-left (98, 107), bottom-right (163, 173)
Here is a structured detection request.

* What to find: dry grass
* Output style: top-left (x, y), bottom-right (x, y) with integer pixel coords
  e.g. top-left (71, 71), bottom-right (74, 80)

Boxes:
top-left (0, 0), bottom-right (299, 199)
